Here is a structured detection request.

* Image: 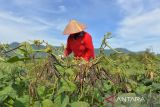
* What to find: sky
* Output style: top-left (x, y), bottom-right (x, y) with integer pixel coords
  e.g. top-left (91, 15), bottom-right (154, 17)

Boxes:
top-left (0, 0), bottom-right (160, 53)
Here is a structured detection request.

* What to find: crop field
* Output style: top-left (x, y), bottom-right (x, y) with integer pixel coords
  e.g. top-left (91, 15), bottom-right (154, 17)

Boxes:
top-left (0, 34), bottom-right (160, 107)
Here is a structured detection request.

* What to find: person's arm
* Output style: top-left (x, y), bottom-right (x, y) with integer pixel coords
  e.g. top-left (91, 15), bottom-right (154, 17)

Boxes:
top-left (64, 37), bottom-right (72, 57)
top-left (84, 33), bottom-right (95, 61)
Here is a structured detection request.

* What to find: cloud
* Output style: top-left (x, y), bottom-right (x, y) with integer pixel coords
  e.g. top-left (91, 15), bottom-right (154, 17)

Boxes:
top-left (0, 11), bottom-right (30, 24)
top-left (12, 0), bottom-right (63, 6)
top-left (7, 0), bottom-right (68, 16)
top-left (12, 0), bottom-right (34, 5)
top-left (117, 8), bottom-right (160, 39)
top-left (113, 0), bottom-right (160, 53)
top-left (31, 17), bottom-right (67, 31)
top-left (117, 0), bottom-right (144, 16)
top-left (35, 5), bottom-right (67, 14)
top-left (0, 0), bottom-right (70, 46)
top-left (0, 11), bottom-right (67, 45)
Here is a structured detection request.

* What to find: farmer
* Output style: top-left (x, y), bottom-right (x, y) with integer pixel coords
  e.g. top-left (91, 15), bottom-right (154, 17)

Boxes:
top-left (63, 20), bottom-right (95, 61)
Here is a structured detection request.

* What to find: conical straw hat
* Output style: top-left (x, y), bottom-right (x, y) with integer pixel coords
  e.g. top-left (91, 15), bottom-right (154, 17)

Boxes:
top-left (63, 20), bottom-right (86, 35)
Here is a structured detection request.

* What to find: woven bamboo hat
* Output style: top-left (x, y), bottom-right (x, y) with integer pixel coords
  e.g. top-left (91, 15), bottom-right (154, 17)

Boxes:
top-left (63, 20), bottom-right (86, 35)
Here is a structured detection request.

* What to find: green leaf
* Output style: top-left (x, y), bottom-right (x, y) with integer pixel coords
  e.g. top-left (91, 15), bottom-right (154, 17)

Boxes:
top-left (20, 42), bottom-right (33, 54)
top-left (104, 82), bottom-right (112, 91)
top-left (0, 86), bottom-right (17, 98)
top-left (61, 95), bottom-right (69, 107)
top-left (58, 79), bottom-right (76, 94)
top-left (15, 95), bottom-right (29, 107)
top-left (70, 101), bottom-right (90, 107)
top-left (65, 68), bottom-right (74, 75)
top-left (54, 94), bottom-right (69, 107)
top-left (34, 101), bottom-right (42, 107)
top-left (0, 57), bottom-right (5, 62)
top-left (135, 85), bottom-right (149, 94)
top-left (6, 56), bottom-right (20, 62)
top-left (143, 79), bottom-right (152, 86)
top-left (53, 96), bottom-right (61, 107)
top-left (6, 56), bottom-right (30, 63)
top-left (152, 83), bottom-right (160, 91)
top-left (37, 86), bottom-right (46, 97)
top-left (14, 100), bottom-right (25, 107)
top-left (0, 95), bottom-right (8, 102)
top-left (42, 99), bottom-right (54, 107)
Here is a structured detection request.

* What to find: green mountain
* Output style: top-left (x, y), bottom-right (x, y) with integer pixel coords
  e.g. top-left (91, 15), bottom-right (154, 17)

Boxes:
top-left (94, 48), bottom-right (132, 55)
top-left (9, 42), bottom-right (132, 55)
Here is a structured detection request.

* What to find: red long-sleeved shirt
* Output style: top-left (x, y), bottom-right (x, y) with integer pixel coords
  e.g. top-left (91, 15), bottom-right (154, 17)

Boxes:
top-left (64, 32), bottom-right (95, 61)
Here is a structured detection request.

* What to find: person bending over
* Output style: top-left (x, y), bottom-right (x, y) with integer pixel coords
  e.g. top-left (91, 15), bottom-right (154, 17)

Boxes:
top-left (63, 20), bottom-right (95, 61)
